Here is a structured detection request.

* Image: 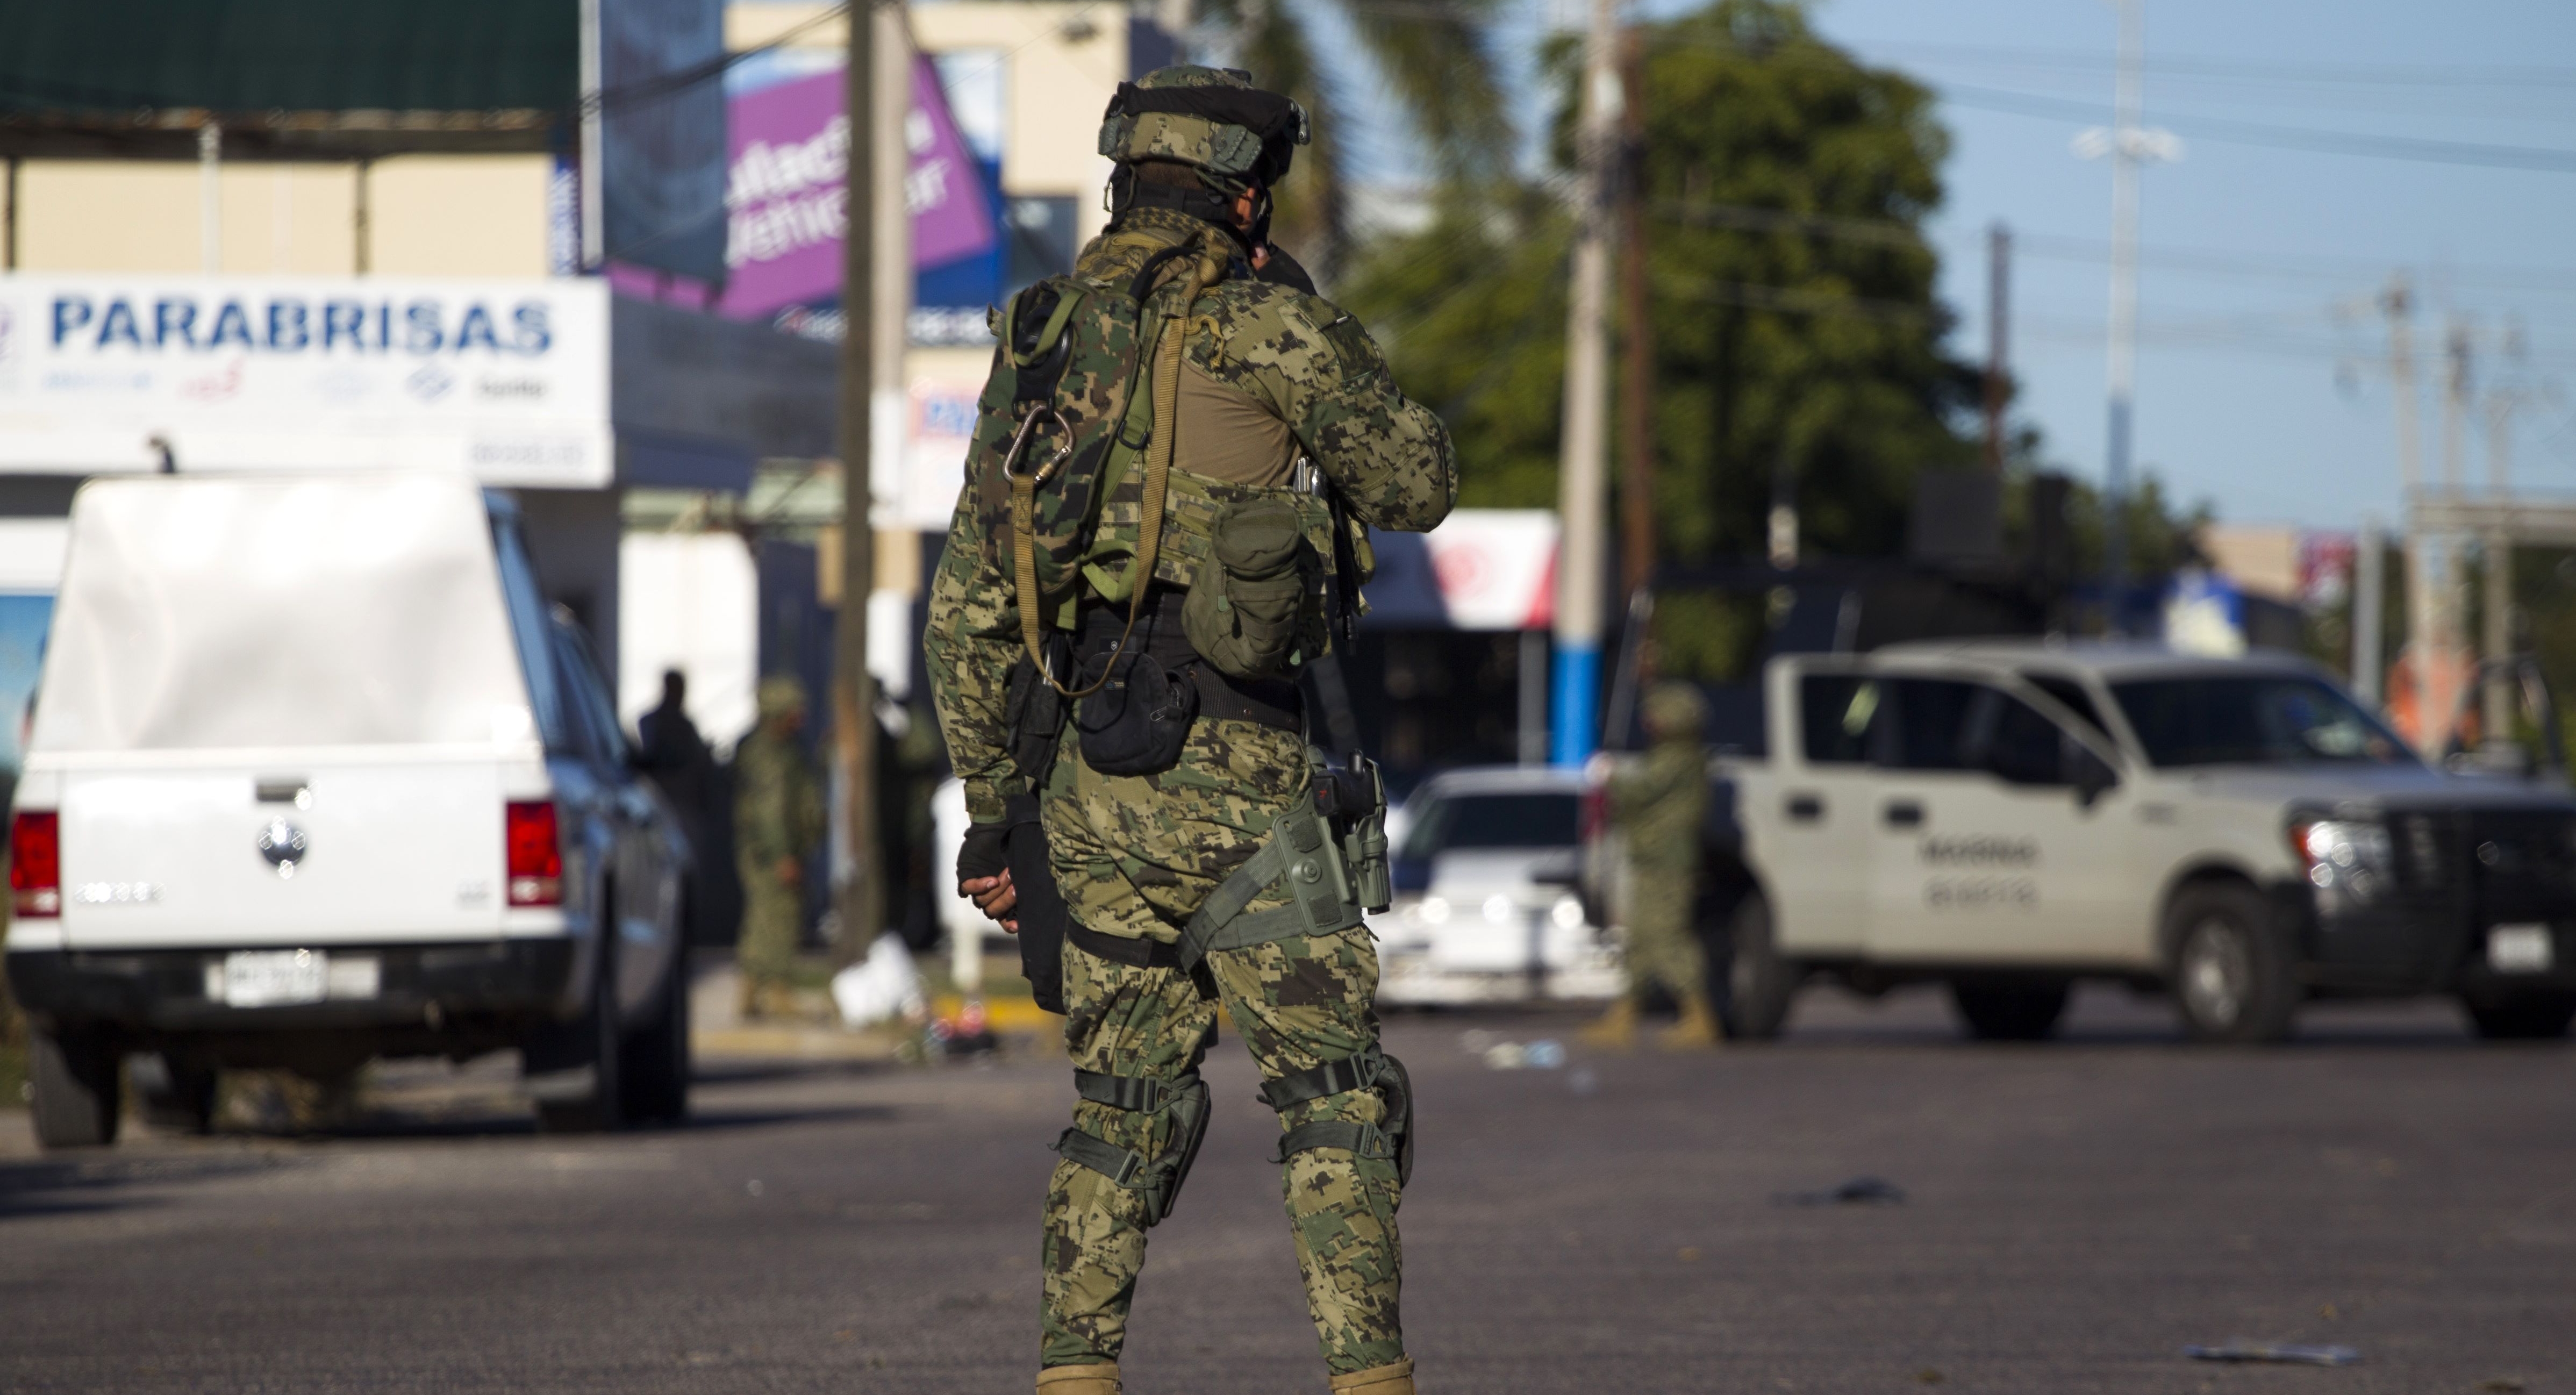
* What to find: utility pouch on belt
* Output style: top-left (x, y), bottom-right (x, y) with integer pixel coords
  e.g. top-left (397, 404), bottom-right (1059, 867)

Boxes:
top-left (1182, 498), bottom-right (1311, 680)
top-left (1073, 645), bottom-right (1199, 776)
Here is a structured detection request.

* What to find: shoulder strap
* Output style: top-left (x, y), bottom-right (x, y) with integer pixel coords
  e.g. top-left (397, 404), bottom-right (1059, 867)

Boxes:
top-left (1012, 240), bottom-right (1229, 698)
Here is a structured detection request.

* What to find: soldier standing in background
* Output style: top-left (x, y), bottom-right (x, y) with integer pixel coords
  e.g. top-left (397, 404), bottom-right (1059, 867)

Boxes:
top-left (1585, 681), bottom-right (1722, 1051)
top-left (925, 66), bottom-right (1455, 1395)
top-left (733, 675), bottom-right (825, 1021)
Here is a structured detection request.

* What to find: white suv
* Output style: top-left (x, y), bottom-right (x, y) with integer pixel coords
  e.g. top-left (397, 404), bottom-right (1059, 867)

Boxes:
top-left (7, 474), bottom-right (693, 1147)
top-left (1711, 641), bottom-right (2576, 1043)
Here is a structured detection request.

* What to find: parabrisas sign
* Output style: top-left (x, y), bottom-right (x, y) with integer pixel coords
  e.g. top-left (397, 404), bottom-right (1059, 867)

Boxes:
top-left (0, 276), bottom-right (609, 486)
top-left (49, 293), bottom-right (558, 356)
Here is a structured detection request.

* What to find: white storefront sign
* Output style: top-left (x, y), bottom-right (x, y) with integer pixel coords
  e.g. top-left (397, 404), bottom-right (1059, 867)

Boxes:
top-left (0, 275), bottom-right (611, 487)
top-left (1364, 510), bottom-right (1559, 630)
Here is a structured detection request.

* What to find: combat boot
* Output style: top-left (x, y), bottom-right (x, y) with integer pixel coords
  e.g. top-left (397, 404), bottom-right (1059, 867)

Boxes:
top-left (1658, 992), bottom-right (1723, 1050)
top-left (1034, 1362), bottom-right (1119, 1395)
top-left (1579, 997), bottom-right (1640, 1050)
top-left (1328, 1357), bottom-right (1415, 1395)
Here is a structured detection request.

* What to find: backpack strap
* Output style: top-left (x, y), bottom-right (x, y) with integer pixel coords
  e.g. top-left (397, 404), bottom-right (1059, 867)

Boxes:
top-left (1014, 238), bottom-right (1229, 699)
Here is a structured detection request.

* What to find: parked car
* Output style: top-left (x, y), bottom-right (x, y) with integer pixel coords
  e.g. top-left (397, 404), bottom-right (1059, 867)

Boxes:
top-left (1372, 766), bottom-right (1620, 1005)
top-left (1607, 640), bottom-right (2576, 1044)
top-left (5, 473), bottom-right (692, 1148)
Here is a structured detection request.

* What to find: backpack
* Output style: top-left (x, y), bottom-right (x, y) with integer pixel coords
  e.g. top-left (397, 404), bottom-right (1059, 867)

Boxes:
top-left (968, 234), bottom-right (1227, 696)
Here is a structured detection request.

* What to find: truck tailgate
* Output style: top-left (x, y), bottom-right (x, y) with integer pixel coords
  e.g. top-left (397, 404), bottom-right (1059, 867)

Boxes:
top-left (56, 754), bottom-right (510, 950)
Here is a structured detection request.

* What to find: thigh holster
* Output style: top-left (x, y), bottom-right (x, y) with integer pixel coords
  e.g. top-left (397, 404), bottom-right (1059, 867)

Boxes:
top-left (1053, 1067), bottom-right (1212, 1228)
top-left (1258, 1046), bottom-right (1414, 1187)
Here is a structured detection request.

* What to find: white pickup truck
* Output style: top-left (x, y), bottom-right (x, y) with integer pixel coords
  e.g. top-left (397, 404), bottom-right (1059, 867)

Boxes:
top-left (6, 474), bottom-right (693, 1147)
top-left (1673, 640), bottom-right (2576, 1043)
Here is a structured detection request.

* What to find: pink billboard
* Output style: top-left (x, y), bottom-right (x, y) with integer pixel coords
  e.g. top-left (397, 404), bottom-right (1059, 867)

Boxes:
top-left (717, 56), bottom-right (996, 319)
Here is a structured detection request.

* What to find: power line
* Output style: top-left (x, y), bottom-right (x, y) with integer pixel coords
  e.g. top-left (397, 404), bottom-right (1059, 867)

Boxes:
top-left (1934, 82), bottom-right (2576, 175)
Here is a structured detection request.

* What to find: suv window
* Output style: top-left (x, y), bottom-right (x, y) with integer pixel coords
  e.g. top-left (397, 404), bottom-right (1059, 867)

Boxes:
top-left (492, 514), bottom-right (568, 750)
top-left (2023, 673), bottom-right (2109, 738)
top-left (1966, 690), bottom-right (2073, 786)
top-left (2111, 675), bottom-right (2413, 768)
top-left (1398, 790), bottom-right (1579, 861)
top-left (550, 618), bottom-right (630, 769)
top-left (1800, 674), bottom-right (1877, 764)
top-left (1876, 678), bottom-right (1981, 770)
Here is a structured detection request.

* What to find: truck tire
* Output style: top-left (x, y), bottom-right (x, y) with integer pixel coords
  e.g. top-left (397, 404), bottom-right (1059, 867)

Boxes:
top-left (619, 945), bottom-right (692, 1123)
top-left (536, 937), bottom-right (625, 1135)
top-left (2166, 883), bottom-right (2298, 1044)
top-left (1950, 979), bottom-right (2071, 1042)
top-left (2461, 991), bottom-right (2576, 1041)
top-left (1723, 893), bottom-right (1802, 1042)
top-left (134, 1054), bottom-right (219, 1135)
top-left (31, 1027), bottom-right (122, 1149)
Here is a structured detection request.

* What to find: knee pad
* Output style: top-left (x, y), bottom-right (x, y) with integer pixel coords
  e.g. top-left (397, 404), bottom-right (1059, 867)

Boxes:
top-left (1052, 1068), bottom-right (1212, 1228)
top-left (1260, 1046), bottom-right (1413, 1188)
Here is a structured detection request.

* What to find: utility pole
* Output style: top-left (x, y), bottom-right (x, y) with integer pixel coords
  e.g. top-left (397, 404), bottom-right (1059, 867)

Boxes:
top-left (833, 0), bottom-right (889, 963)
top-left (1984, 222), bottom-right (2010, 471)
top-left (1615, 28), bottom-right (1655, 606)
top-left (2075, 0), bottom-right (2174, 626)
top-left (2480, 325), bottom-right (2534, 748)
top-left (2424, 316), bottom-right (2475, 752)
top-left (1549, 0), bottom-right (1621, 766)
top-left (2352, 517), bottom-right (2384, 705)
top-left (2382, 276), bottom-right (2432, 736)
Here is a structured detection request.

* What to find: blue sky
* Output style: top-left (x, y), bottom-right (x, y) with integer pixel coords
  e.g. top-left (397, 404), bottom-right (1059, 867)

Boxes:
top-left (1322, 0), bottom-right (2576, 533)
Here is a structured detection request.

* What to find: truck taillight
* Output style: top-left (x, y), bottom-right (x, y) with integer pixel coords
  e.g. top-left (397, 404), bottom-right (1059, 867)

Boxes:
top-left (9, 810), bottom-right (61, 918)
top-left (505, 801), bottom-right (563, 906)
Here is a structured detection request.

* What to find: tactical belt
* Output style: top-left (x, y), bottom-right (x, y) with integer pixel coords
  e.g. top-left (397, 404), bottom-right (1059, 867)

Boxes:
top-left (1176, 800), bottom-right (1365, 972)
top-left (1067, 921), bottom-right (1184, 970)
top-left (1076, 591), bottom-right (1303, 734)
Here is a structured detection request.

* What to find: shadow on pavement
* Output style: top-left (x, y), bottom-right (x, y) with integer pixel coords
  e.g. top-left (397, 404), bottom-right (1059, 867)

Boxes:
top-left (0, 1151), bottom-right (296, 1221)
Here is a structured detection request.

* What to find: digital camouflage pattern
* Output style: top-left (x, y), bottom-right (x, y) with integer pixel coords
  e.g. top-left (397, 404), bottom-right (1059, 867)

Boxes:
top-left (1042, 929), bottom-right (1402, 1375)
top-left (1608, 689), bottom-right (1712, 1003)
top-left (732, 700), bottom-right (825, 993)
top-left (922, 119), bottom-right (1451, 1385)
top-left (925, 204), bottom-right (1457, 826)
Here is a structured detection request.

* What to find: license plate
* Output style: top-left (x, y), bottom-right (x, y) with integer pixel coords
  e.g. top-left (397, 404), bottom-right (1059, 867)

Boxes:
top-left (2487, 925), bottom-right (2554, 974)
top-left (220, 949), bottom-right (329, 1007)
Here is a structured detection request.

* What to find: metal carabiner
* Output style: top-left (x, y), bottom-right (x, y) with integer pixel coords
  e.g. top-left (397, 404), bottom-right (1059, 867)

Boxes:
top-left (1001, 406), bottom-right (1074, 488)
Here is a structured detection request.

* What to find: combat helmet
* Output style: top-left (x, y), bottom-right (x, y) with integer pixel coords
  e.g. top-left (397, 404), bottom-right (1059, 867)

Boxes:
top-left (1098, 65), bottom-right (1308, 244)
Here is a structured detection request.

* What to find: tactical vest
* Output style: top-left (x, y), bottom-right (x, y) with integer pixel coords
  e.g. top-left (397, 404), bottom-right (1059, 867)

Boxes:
top-left (967, 225), bottom-right (1365, 697)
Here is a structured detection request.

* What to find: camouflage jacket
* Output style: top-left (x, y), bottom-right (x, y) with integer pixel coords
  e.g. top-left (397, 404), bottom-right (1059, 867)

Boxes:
top-left (1608, 738), bottom-right (1709, 872)
top-left (926, 206), bottom-right (1458, 824)
top-left (733, 724), bottom-right (826, 868)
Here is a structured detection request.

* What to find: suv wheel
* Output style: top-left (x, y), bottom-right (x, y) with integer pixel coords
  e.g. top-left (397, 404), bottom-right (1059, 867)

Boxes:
top-left (1723, 893), bottom-right (1802, 1042)
top-left (536, 938), bottom-right (625, 1134)
top-left (1950, 979), bottom-right (2071, 1042)
top-left (619, 943), bottom-right (693, 1123)
top-left (2461, 991), bottom-right (2576, 1041)
top-left (31, 1027), bottom-right (122, 1149)
top-left (2167, 883), bottom-right (2298, 1044)
top-left (134, 1053), bottom-right (219, 1135)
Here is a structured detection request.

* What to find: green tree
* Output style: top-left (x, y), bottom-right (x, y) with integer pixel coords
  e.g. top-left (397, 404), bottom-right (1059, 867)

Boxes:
top-left (1187, 0), bottom-right (1514, 275)
top-left (1346, 0), bottom-right (1984, 559)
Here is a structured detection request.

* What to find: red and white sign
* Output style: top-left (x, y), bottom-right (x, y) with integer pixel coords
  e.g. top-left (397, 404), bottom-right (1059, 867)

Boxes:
top-left (1363, 509), bottom-right (1558, 631)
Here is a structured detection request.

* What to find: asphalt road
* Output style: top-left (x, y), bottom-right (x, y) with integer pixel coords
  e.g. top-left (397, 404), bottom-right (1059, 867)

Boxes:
top-left (3, 985), bottom-right (2571, 1395)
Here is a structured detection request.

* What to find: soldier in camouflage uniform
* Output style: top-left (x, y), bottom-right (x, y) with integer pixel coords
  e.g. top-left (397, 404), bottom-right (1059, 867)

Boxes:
top-left (925, 67), bottom-right (1454, 1395)
top-left (1584, 682), bottom-right (1721, 1050)
top-left (733, 675), bottom-right (825, 1021)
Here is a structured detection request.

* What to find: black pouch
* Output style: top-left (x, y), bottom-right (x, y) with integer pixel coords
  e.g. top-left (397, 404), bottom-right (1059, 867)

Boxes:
top-left (1003, 793), bottom-right (1069, 1014)
top-left (1074, 646), bottom-right (1199, 776)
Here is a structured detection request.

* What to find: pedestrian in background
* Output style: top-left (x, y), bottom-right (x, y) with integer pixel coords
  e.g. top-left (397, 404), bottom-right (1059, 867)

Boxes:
top-left (634, 668), bottom-right (731, 953)
top-left (733, 675), bottom-right (825, 1020)
top-left (1585, 681), bottom-right (1722, 1051)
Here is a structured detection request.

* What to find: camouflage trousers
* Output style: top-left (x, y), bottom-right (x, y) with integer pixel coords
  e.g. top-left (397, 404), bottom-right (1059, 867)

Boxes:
top-left (1622, 861), bottom-right (1705, 1004)
top-left (1036, 717), bottom-right (1403, 1376)
top-left (735, 862), bottom-right (801, 990)
top-left (1042, 929), bottom-right (1405, 1377)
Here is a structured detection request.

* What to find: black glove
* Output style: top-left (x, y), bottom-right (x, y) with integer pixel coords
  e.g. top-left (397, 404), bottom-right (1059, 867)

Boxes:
top-left (957, 820), bottom-right (1010, 890)
top-left (1254, 244), bottom-right (1318, 295)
